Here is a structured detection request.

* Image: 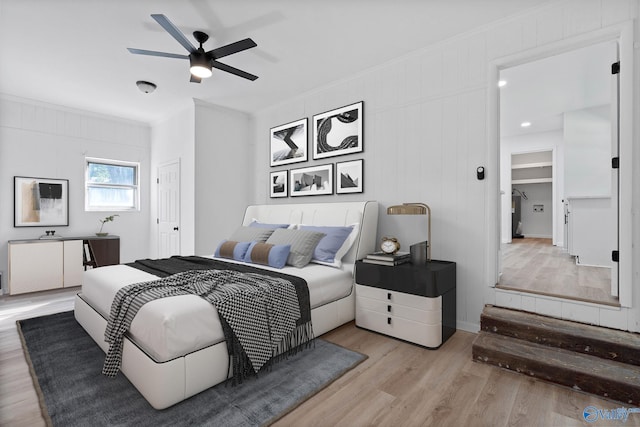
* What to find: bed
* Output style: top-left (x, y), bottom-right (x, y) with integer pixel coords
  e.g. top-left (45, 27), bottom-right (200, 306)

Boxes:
top-left (74, 201), bottom-right (378, 409)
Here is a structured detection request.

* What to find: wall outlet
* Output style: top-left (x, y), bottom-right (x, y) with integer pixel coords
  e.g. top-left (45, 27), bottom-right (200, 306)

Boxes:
top-left (533, 204), bottom-right (544, 212)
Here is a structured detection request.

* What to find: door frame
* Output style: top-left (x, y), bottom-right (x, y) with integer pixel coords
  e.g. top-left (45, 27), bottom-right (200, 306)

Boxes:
top-left (486, 21), bottom-right (633, 308)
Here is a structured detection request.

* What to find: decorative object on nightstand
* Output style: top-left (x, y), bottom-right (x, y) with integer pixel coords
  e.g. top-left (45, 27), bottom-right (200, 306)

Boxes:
top-left (387, 202), bottom-right (431, 264)
top-left (355, 259), bottom-right (456, 348)
top-left (380, 236), bottom-right (401, 254)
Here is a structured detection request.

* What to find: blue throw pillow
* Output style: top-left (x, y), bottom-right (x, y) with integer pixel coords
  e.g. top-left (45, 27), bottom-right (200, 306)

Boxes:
top-left (243, 242), bottom-right (291, 269)
top-left (214, 240), bottom-right (251, 261)
top-left (299, 225), bottom-right (355, 265)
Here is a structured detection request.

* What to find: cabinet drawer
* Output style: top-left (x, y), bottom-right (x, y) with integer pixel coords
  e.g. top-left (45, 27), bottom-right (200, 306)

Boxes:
top-left (356, 295), bottom-right (441, 325)
top-left (356, 306), bottom-right (443, 348)
top-left (356, 284), bottom-right (441, 311)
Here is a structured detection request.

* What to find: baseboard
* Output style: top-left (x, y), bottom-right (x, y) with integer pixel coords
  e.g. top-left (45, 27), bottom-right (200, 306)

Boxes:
top-left (456, 320), bottom-right (480, 334)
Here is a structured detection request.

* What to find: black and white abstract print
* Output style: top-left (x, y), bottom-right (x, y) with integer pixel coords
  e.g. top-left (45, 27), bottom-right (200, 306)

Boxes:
top-left (270, 118), bottom-right (308, 167)
top-left (313, 101), bottom-right (363, 159)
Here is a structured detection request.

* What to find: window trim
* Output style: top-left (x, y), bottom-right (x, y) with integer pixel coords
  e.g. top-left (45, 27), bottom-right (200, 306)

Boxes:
top-left (85, 157), bottom-right (140, 212)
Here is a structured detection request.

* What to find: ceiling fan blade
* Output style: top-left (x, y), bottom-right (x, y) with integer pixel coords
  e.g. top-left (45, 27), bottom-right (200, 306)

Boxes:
top-left (151, 14), bottom-right (196, 53)
top-left (211, 60), bottom-right (258, 81)
top-left (127, 48), bottom-right (188, 59)
top-left (207, 38), bottom-right (257, 60)
top-left (190, 74), bottom-right (202, 83)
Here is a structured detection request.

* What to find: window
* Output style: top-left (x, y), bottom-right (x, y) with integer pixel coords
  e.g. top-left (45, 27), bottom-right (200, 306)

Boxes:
top-left (85, 157), bottom-right (140, 211)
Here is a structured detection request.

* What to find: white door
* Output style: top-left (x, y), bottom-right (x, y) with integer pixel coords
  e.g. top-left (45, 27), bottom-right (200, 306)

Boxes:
top-left (158, 160), bottom-right (180, 258)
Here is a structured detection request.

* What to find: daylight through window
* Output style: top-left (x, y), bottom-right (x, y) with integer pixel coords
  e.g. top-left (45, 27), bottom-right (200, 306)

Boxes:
top-left (85, 157), bottom-right (140, 211)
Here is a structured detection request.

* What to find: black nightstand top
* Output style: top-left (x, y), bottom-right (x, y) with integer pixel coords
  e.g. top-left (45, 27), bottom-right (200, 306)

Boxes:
top-left (355, 259), bottom-right (456, 298)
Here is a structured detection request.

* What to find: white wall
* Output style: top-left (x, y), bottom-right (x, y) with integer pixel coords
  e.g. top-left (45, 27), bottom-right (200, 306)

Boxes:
top-left (193, 100), bottom-right (253, 256)
top-left (248, 0), bottom-right (639, 332)
top-left (564, 105), bottom-right (612, 197)
top-left (513, 182), bottom-right (552, 238)
top-left (0, 95), bottom-right (151, 291)
top-left (149, 100), bottom-right (254, 258)
top-left (149, 104), bottom-right (195, 258)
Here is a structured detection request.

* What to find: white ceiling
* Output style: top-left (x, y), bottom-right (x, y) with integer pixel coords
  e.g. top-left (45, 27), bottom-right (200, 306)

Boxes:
top-left (0, 0), bottom-right (554, 124)
top-left (499, 40), bottom-right (616, 138)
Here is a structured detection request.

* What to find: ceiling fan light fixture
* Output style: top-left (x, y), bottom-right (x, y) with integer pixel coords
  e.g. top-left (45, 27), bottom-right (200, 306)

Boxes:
top-left (129, 15), bottom-right (257, 82)
top-left (190, 53), bottom-right (212, 78)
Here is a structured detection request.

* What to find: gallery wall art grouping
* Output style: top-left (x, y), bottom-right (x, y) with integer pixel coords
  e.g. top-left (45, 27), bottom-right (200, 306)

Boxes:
top-left (269, 102), bottom-right (364, 198)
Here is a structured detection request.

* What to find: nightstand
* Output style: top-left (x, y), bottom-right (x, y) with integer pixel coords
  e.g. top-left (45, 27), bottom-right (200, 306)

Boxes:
top-left (354, 259), bottom-right (456, 348)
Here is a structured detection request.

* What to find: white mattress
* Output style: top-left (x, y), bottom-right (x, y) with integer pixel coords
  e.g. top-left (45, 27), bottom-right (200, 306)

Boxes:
top-left (80, 258), bottom-right (354, 363)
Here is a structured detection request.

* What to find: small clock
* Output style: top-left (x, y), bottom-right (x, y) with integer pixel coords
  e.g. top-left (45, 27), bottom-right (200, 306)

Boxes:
top-left (380, 236), bottom-right (401, 254)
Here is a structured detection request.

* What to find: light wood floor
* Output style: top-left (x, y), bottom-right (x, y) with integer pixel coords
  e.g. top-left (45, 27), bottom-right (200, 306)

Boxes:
top-left (498, 238), bottom-right (619, 306)
top-left (2, 288), bottom-right (637, 426)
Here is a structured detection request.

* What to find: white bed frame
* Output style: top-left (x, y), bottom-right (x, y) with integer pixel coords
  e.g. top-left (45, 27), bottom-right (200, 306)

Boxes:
top-left (74, 201), bottom-right (378, 409)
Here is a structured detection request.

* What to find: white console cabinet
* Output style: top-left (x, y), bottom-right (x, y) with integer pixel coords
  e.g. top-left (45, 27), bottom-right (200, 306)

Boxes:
top-left (8, 239), bottom-right (84, 295)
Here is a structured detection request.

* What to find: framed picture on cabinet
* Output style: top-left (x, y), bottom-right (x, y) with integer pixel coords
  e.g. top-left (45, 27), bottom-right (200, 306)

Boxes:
top-left (290, 164), bottom-right (333, 197)
top-left (312, 101), bottom-right (363, 159)
top-left (270, 170), bottom-right (288, 198)
top-left (270, 118), bottom-right (308, 167)
top-left (14, 176), bottom-right (69, 227)
top-left (336, 159), bottom-right (363, 194)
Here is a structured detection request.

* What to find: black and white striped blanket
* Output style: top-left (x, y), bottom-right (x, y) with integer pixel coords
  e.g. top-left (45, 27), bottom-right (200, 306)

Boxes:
top-left (102, 268), bottom-right (313, 383)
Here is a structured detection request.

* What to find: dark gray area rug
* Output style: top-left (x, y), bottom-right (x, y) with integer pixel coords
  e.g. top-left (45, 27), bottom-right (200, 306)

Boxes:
top-left (18, 311), bottom-right (366, 427)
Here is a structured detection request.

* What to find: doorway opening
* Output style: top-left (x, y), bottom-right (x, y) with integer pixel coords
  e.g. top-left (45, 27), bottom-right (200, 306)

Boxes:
top-left (496, 41), bottom-right (620, 306)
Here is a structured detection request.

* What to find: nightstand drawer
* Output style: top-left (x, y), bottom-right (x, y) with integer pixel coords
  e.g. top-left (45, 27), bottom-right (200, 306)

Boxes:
top-left (355, 307), bottom-right (443, 348)
top-left (356, 295), bottom-right (441, 325)
top-left (356, 284), bottom-right (441, 311)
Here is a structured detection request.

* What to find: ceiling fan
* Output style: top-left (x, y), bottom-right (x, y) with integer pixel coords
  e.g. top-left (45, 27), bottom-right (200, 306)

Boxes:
top-left (128, 14), bottom-right (258, 83)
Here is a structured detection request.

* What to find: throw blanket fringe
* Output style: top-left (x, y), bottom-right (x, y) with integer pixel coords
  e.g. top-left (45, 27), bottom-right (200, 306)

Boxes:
top-left (224, 319), bottom-right (315, 385)
top-left (102, 269), bottom-right (313, 384)
top-left (275, 322), bottom-right (315, 359)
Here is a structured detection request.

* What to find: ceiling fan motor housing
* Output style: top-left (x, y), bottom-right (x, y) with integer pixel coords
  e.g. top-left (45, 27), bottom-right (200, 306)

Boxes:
top-left (193, 31), bottom-right (209, 46)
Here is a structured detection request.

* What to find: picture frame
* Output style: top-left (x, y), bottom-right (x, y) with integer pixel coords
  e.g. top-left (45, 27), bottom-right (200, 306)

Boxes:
top-left (290, 164), bottom-right (333, 197)
top-left (14, 176), bottom-right (69, 227)
top-left (269, 170), bottom-right (288, 198)
top-left (312, 101), bottom-right (363, 160)
top-left (336, 159), bottom-right (364, 194)
top-left (270, 118), bottom-right (308, 167)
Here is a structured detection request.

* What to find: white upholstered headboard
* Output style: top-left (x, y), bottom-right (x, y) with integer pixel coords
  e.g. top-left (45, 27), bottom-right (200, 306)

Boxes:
top-left (242, 201), bottom-right (378, 265)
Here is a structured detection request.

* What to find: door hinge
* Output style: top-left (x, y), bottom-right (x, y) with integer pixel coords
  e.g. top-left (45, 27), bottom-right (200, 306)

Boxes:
top-left (157, 218), bottom-right (159, 224)
top-left (611, 61), bottom-right (620, 74)
top-left (157, 177), bottom-right (159, 184)
top-left (612, 157), bottom-right (619, 169)
top-left (612, 250), bottom-right (619, 262)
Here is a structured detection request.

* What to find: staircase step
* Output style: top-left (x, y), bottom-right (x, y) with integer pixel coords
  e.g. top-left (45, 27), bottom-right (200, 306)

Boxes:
top-left (480, 305), bottom-right (640, 366)
top-left (472, 331), bottom-right (640, 405)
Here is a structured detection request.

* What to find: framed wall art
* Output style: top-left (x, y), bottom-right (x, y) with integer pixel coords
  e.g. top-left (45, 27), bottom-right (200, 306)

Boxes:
top-left (313, 101), bottom-right (363, 159)
top-left (270, 118), bottom-right (308, 167)
top-left (290, 164), bottom-right (333, 197)
top-left (14, 176), bottom-right (69, 227)
top-left (336, 159), bottom-right (363, 194)
top-left (270, 170), bottom-right (288, 198)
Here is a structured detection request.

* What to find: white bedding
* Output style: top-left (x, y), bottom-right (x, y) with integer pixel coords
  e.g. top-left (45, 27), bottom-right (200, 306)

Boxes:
top-left (81, 257), bottom-right (354, 363)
